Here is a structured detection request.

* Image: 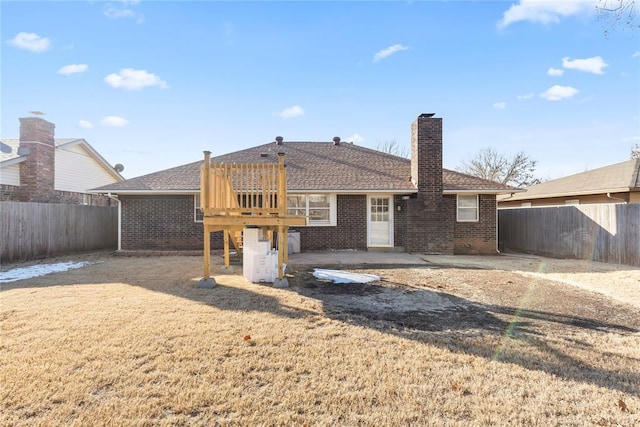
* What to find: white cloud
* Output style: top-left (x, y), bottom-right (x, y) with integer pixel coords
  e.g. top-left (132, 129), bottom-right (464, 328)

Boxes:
top-left (633, 51), bottom-right (640, 58)
top-left (7, 32), bottom-right (51, 52)
top-left (57, 64), bottom-right (88, 75)
top-left (78, 120), bottom-right (94, 129)
top-left (540, 85), bottom-right (579, 101)
top-left (498, 0), bottom-right (596, 29)
top-left (562, 56), bottom-right (608, 74)
top-left (346, 133), bottom-right (365, 143)
top-left (493, 102), bottom-right (507, 109)
top-left (276, 105), bottom-right (304, 118)
top-left (517, 93), bottom-right (535, 100)
top-left (104, 68), bottom-right (168, 90)
top-left (373, 44), bottom-right (409, 62)
top-left (103, 2), bottom-right (145, 24)
top-left (547, 67), bottom-right (564, 76)
top-left (101, 116), bottom-right (129, 127)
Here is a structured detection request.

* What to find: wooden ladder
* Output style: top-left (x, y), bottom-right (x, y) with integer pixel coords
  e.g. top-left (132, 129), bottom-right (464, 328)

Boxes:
top-left (228, 227), bottom-right (243, 255)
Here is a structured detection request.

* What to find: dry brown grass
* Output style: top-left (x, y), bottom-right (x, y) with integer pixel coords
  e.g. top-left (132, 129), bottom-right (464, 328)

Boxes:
top-left (1, 253), bottom-right (639, 426)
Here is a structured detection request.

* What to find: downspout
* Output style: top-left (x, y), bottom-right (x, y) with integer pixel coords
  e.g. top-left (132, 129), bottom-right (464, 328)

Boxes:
top-left (606, 192), bottom-right (627, 203)
top-left (106, 193), bottom-right (122, 251)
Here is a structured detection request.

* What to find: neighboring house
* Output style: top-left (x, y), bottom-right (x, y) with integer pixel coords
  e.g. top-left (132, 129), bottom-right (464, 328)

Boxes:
top-left (499, 159), bottom-right (640, 208)
top-left (93, 114), bottom-right (517, 254)
top-left (0, 117), bottom-right (124, 205)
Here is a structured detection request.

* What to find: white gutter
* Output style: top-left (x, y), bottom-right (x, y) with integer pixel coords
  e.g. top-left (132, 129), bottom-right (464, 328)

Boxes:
top-left (106, 193), bottom-right (122, 251)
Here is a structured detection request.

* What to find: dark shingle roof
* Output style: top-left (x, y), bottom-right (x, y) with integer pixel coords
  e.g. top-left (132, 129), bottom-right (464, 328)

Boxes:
top-left (501, 158), bottom-right (640, 201)
top-left (93, 141), bottom-right (515, 194)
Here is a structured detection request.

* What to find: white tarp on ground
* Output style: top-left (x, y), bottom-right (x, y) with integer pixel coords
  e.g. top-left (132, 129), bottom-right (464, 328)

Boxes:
top-left (0, 261), bottom-right (93, 283)
top-left (312, 268), bottom-right (380, 284)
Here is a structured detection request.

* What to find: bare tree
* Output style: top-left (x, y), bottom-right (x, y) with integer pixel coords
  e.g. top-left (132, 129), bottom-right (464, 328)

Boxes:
top-left (632, 143), bottom-right (640, 159)
top-left (457, 147), bottom-right (539, 188)
top-left (376, 139), bottom-right (409, 158)
top-left (597, 0), bottom-right (639, 35)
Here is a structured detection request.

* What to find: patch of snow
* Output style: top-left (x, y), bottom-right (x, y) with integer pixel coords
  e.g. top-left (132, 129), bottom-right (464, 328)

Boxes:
top-left (313, 268), bottom-right (380, 284)
top-left (0, 261), bottom-right (94, 283)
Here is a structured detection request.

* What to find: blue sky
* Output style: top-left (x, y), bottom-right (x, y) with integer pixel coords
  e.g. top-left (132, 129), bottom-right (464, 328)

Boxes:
top-left (2, 0), bottom-right (639, 180)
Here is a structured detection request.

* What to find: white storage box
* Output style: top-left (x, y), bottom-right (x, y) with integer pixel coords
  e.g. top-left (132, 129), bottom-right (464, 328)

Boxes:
top-left (246, 251), bottom-right (278, 283)
top-left (287, 231), bottom-right (301, 254)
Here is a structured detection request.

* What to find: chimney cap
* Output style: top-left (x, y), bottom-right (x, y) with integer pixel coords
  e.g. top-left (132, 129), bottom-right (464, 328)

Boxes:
top-left (333, 136), bottom-right (341, 145)
top-left (419, 113), bottom-right (436, 118)
top-left (275, 136), bottom-right (284, 145)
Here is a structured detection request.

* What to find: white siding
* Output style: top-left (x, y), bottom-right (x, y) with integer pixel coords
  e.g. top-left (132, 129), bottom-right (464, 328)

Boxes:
top-left (55, 144), bottom-right (118, 192)
top-left (0, 163), bottom-right (21, 186)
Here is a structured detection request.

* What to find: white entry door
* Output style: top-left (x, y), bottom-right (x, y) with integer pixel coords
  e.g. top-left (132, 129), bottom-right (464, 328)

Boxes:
top-left (368, 196), bottom-right (393, 247)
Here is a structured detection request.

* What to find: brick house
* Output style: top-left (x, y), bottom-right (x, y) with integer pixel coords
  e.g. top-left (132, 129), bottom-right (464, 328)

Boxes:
top-left (93, 114), bottom-right (516, 254)
top-left (1, 117), bottom-right (124, 205)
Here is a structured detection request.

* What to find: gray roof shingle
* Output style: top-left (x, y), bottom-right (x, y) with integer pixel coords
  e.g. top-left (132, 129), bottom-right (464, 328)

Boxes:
top-left (501, 158), bottom-right (640, 201)
top-left (93, 141), bottom-right (515, 193)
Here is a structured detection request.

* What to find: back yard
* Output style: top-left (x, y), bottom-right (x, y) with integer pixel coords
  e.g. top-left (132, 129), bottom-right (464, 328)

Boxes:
top-left (1, 252), bottom-right (639, 426)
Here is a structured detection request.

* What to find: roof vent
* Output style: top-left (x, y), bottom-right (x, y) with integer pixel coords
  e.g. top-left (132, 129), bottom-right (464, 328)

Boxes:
top-left (419, 113), bottom-right (435, 118)
top-left (260, 153), bottom-right (268, 158)
top-left (333, 136), bottom-right (340, 145)
top-left (275, 136), bottom-right (283, 145)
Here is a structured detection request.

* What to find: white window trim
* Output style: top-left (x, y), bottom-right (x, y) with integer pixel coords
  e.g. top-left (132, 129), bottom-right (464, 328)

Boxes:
top-left (457, 194), bottom-right (479, 222)
top-left (288, 193), bottom-right (337, 227)
top-left (194, 194), bottom-right (203, 223)
top-left (196, 193), bottom-right (337, 226)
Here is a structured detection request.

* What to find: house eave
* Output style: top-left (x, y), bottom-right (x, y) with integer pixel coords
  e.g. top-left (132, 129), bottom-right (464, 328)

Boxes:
top-left (289, 189), bottom-right (418, 194)
top-left (88, 189), bottom-right (199, 195)
top-left (0, 156), bottom-right (28, 167)
top-left (90, 188), bottom-right (419, 196)
top-left (500, 187), bottom-right (635, 202)
top-left (57, 139), bottom-right (125, 182)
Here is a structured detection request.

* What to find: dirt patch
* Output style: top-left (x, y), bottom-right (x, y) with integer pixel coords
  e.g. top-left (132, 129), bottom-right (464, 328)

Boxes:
top-left (290, 263), bottom-right (640, 336)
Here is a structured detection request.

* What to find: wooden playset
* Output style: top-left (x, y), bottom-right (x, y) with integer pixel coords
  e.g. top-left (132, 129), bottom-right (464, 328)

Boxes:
top-left (198, 151), bottom-right (306, 287)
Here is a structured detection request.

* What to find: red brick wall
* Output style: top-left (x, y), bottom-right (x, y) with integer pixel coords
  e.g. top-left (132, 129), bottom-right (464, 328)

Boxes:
top-left (119, 194), bottom-right (367, 252)
top-left (404, 194), bottom-right (455, 253)
top-left (0, 185), bottom-right (20, 201)
top-left (120, 195), bottom-right (221, 250)
top-left (393, 195), bottom-right (407, 248)
top-left (454, 194), bottom-right (498, 254)
top-left (298, 194), bottom-right (367, 251)
top-left (19, 117), bottom-right (56, 203)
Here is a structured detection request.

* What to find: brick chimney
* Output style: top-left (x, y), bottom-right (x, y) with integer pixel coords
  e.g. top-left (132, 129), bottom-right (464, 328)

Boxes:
top-left (411, 113), bottom-right (442, 196)
top-left (19, 117), bottom-right (56, 202)
top-left (405, 113), bottom-right (453, 254)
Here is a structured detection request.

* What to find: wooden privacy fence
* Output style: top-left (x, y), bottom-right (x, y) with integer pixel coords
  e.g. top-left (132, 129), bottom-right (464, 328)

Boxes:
top-left (1, 201), bottom-right (118, 262)
top-left (499, 204), bottom-right (640, 267)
